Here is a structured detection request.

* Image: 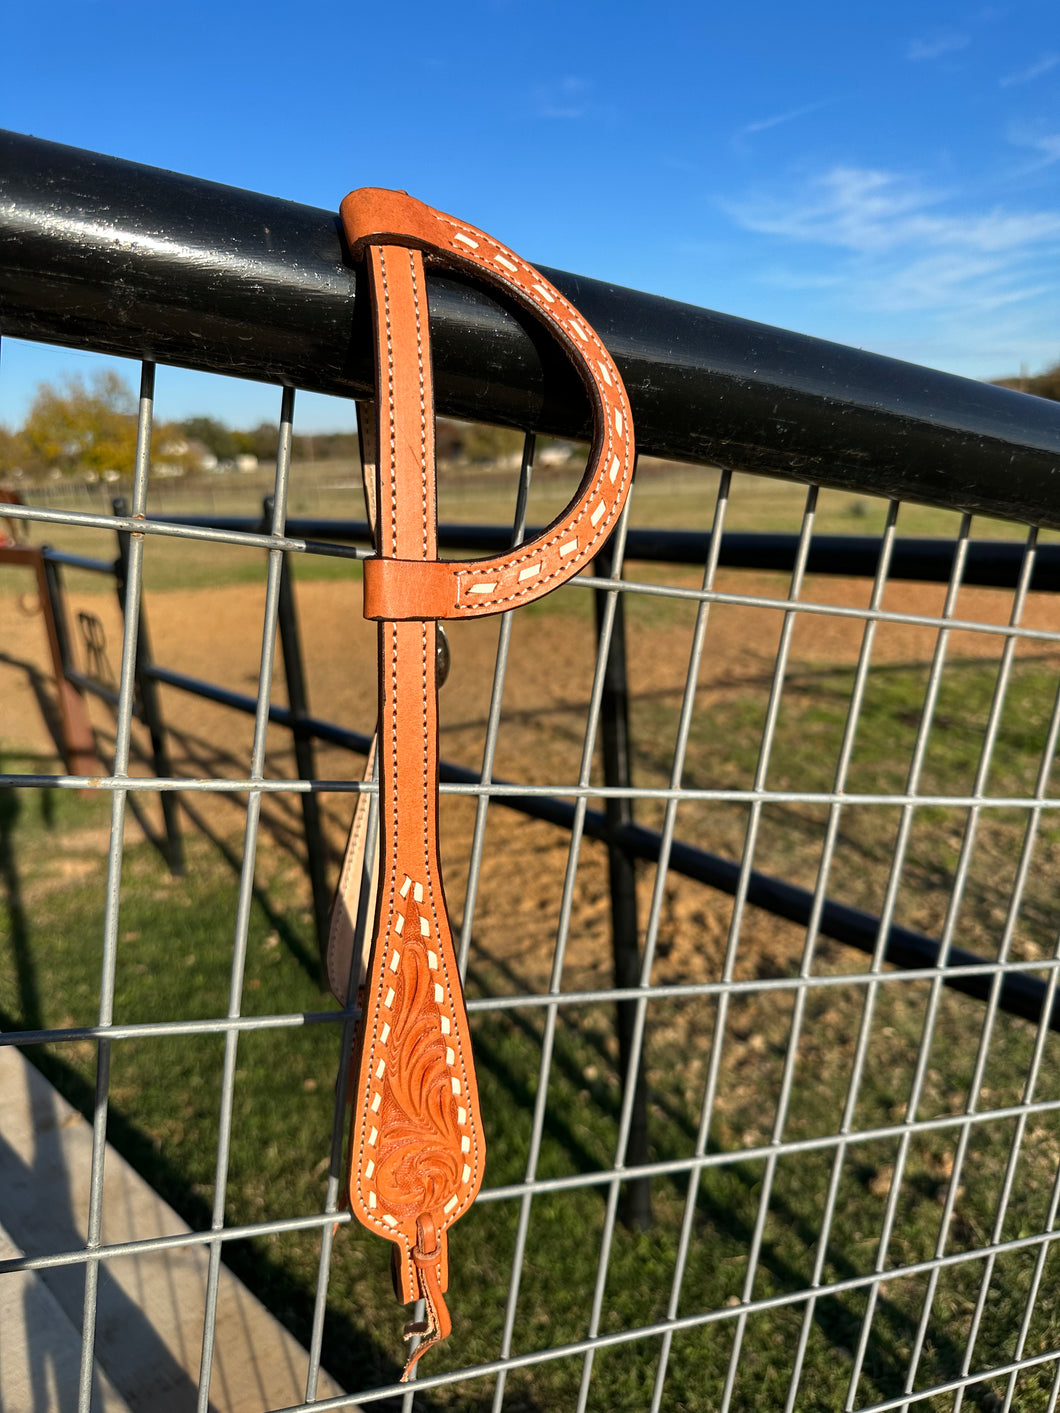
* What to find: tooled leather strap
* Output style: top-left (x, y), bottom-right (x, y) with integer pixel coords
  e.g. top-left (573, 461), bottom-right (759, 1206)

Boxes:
top-left (341, 187), bottom-right (634, 1377)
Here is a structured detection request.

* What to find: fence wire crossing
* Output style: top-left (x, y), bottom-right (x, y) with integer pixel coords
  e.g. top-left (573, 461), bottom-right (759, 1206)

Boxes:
top-left (2, 326), bottom-right (1060, 1413)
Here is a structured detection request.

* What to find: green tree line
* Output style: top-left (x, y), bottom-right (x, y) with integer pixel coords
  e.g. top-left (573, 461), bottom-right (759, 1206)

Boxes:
top-left (0, 371), bottom-right (360, 480)
top-left (4, 355), bottom-right (1059, 483)
top-left (0, 370), bottom-right (534, 482)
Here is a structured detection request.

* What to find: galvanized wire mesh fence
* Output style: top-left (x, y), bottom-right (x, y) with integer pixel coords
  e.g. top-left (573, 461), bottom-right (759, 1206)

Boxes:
top-left (4, 138), bottom-right (1060, 1413)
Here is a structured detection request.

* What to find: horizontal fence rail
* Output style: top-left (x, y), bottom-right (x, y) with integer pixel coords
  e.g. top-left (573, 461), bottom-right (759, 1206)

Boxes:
top-left (2, 129), bottom-right (1060, 523)
top-left (115, 515), bottom-right (1060, 589)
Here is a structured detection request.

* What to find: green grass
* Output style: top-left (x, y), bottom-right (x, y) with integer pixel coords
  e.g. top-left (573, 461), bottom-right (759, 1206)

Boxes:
top-left (628, 654), bottom-right (1060, 961)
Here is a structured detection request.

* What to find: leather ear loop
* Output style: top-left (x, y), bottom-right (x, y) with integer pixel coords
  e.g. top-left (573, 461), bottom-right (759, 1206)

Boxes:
top-left (342, 187), bottom-right (635, 625)
top-left (330, 195), bottom-right (635, 999)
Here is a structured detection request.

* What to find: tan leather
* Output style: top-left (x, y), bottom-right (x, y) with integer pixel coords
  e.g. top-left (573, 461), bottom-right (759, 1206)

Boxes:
top-left (363, 557), bottom-right (456, 621)
top-left (339, 187), bottom-right (634, 1378)
top-left (326, 401), bottom-right (382, 1009)
top-left (346, 189), bottom-right (634, 622)
top-left (325, 736), bottom-right (378, 1004)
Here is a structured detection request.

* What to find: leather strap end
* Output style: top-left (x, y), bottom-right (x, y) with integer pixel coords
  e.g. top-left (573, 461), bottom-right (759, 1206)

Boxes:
top-left (400, 1220), bottom-right (452, 1380)
top-left (363, 556), bottom-right (455, 621)
top-left (325, 737), bottom-right (379, 1004)
top-left (341, 188), bottom-right (441, 258)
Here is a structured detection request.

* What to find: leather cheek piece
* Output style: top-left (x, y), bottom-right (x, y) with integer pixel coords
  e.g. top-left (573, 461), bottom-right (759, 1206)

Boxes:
top-left (337, 186), bottom-right (635, 1379)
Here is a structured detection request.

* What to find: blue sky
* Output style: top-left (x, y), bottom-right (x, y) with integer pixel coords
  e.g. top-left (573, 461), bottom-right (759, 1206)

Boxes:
top-left (2, 0), bottom-right (1059, 432)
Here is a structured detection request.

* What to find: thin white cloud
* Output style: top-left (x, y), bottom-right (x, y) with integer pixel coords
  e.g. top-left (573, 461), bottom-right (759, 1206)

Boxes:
top-left (1001, 51), bottom-right (1059, 86)
top-left (1032, 134), bottom-right (1060, 165)
top-left (727, 167), bottom-right (1060, 256)
top-left (908, 30), bottom-right (971, 61)
top-left (865, 253), bottom-right (1050, 315)
top-left (723, 165), bottom-right (1060, 322)
top-left (1010, 127), bottom-right (1060, 171)
top-left (758, 268), bottom-right (846, 292)
top-left (740, 100), bottom-right (832, 137)
top-left (533, 76), bottom-right (594, 120)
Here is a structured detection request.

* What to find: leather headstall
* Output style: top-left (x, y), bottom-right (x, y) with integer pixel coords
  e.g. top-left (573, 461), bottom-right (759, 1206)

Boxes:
top-left (333, 187), bottom-right (635, 1377)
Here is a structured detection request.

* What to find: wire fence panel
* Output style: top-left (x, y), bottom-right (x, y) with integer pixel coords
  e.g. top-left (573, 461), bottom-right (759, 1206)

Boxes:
top-left (4, 148), bottom-right (1060, 1413)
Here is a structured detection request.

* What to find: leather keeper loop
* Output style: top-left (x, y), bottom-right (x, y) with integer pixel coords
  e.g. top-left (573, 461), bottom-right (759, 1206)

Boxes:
top-left (341, 189), bottom-right (441, 258)
top-left (363, 557), bottom-right (455, 621)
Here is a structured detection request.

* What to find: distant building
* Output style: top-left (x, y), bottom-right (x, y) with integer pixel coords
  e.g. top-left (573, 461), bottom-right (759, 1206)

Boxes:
top-left (154, 436), bottom-right (217, 476)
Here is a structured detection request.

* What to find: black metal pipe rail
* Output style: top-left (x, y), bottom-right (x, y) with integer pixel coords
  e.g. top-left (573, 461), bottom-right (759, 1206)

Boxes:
top-left (146, 515), bottom-right (1060, 590)
top-left (3, 130), bottom-right (1060, 527)
top-left (40, 547), bottom-right (117, 576)
top-left (7, 136), bottom-right (1060, 1061)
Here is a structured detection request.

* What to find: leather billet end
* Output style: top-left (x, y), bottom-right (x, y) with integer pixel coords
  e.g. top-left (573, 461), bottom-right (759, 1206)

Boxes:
top-left (400, 1219), bottom-right (452, 1380)
top-left (340, 188), bottom-right (441, 258)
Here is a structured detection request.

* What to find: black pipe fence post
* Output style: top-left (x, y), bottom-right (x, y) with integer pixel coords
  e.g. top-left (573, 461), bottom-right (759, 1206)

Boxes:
top-left (38, 552), bottom-right (99, 777)
top-left (593, 545), bottom-right (652, 1230)
top-left (41, 555), bottom-right (75, 678)
top-left (112, 497), bottom-right (184, 876)
top-left (264, 496), bottom-right (331, 969)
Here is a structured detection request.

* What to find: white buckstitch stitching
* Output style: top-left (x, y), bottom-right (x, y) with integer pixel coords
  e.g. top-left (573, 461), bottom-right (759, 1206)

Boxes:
top-left (455, 432), bottom-right (630, 594)
top-left (446, 406), bottom-right (627, 584)
top-left (433, 211), bottom-right (624, 380)
top-left (427, 213), bottom-right (632, 590)
top-left (430, 214), bottom-right (624, 410)
top-left (446, 413), bottom-right (631, 610)
top-left (449, 452), bottom-right (630, 610)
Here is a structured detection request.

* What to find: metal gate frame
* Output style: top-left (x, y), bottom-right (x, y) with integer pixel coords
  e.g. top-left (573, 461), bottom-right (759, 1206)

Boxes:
top-left (4, 131), bottom-right (1060, 1412)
